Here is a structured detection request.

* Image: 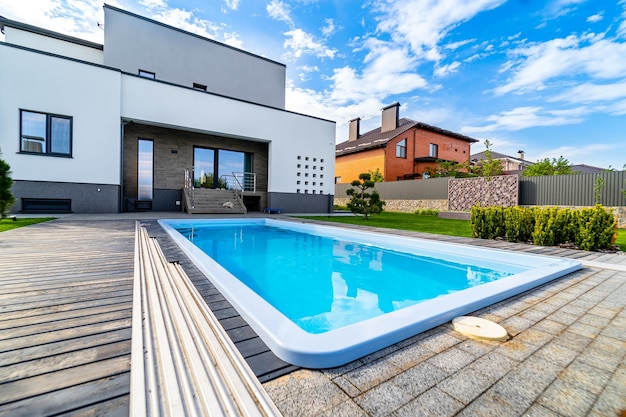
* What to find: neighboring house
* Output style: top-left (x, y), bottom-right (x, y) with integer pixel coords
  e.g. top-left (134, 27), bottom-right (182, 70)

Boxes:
top-left (569, 164), bottom-right (607, 174)
top-left (0, 5), bottom-right (335, 214)
top-left (470, 150), bottom-right (533, 174)
top-left (334, 103), bottom-right (478, 183)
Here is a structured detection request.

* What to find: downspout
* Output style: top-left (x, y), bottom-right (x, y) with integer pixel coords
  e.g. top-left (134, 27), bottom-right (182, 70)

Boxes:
top-left (413, 128), bottom-right (417, 175)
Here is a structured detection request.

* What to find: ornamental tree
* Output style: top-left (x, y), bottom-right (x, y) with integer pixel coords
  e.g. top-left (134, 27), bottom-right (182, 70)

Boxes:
top-left (0, 150), bottom-right (16, 218)
top-left (346, 173), bottom-right (385, 220)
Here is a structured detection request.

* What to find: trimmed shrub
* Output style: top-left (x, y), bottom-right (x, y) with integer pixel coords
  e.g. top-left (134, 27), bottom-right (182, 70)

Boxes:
top-left (504, 207), bottom-right (535, 243)
top-left (470, 205), bottom-right (505, 240)
top-left (575, 205), bottom-right (617, 251)
top-left (470, 204), bottom-right (617, 251)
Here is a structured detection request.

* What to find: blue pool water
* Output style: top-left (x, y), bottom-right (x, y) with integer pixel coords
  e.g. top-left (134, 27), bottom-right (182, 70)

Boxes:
top-left (159, 218), bottom-right (581, 368)
top-left (173, 223), bottom-right (527, 334)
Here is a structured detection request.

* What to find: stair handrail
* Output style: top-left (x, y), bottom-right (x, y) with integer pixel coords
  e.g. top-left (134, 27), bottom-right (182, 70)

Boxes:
top-left (233, 172), bottom-right (256, 193)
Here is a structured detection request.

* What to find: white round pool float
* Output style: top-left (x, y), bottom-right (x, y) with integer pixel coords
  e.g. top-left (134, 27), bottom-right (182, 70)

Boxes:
top-left (452, 316), bottom-right (509, 341)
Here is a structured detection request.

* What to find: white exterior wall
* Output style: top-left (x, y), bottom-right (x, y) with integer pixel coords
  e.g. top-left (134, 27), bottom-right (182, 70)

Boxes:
top-left (121, 76), bottom-right (336, 194)
top-left (0, 44), bottom-right (121, 185)
top-left (3, 26), bottom-right (104, 64)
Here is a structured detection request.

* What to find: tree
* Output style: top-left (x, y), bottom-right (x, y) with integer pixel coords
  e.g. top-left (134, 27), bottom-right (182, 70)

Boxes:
top-left (0, 150), bottom-right (16, 218)
top-left (346, 173), bottom-right (386, 220)
top-left (367, 168), bottom-right (385, 182)
top-left (473, 139), bottom-right (503, 180)
top-left (522, 156), bottom-right (572, 176)
top-left (425, 159), bottom-right (477, 178)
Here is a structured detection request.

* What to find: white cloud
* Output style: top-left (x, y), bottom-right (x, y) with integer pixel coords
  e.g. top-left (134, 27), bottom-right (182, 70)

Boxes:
top-left (322, 18), bottom-right (337, 37)
top-left (0, 0), bottom-right (106, 42)
top-left (373, 0), bottom-right (506, 61)
top-left (224, 0), bottom-right (239, 11)
top-left (283, 29), bottom-right (337, 60)
top-left (139, 0), bottom-right (167, 9)
top-left (444, 39), bottom-right (475, 50)
top-left (267, 0), bottom-right (293, 27)
top-left (586, 13), bottom-right (603, 23)
top-left (550, 80), bottom-right (626, 103)
top-left (462, 106), bottom-right (588, 133)
top-left (495, 34), bottom-right (626, 95)
top-left (434, 61), bottom-right (461, 77)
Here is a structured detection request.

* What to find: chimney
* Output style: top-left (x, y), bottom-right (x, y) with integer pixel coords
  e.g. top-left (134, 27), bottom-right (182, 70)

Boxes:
top-left (381, 102), bottom-right (400, 133)
top-left (517, 150), bottom-right (525, 160)
top-left (348, 117), bottom-right (360, 142)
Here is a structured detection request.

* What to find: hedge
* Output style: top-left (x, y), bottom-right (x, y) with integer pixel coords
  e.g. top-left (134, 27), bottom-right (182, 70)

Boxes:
top-left (470, 204), bottom-right (617, 251)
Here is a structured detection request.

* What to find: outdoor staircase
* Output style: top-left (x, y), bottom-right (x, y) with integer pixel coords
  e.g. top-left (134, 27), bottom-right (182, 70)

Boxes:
top-left (182, 188), bottom-right (247, 214)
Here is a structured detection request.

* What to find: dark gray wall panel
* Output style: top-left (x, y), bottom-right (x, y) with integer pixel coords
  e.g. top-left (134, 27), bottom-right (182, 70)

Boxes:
top-left (11, 181), bottom-right (120, 213)
top-left (267, 192), bottom-right (334, 214)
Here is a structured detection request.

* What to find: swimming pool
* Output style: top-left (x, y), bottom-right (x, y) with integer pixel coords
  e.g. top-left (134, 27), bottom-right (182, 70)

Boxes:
top-left (159, 218), bottom-right (581, 368)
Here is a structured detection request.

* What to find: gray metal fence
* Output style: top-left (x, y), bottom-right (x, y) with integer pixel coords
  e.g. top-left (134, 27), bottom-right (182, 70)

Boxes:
top-left (335, 177), bottom-right (450, 200)
top-left (519, 171), bottom-right (626, 206)
top-left (335, 171), bottom-right (626, 207)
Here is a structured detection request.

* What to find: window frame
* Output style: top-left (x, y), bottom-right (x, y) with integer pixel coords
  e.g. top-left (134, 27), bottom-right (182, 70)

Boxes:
top-left (19, 109), bottom-right (73, 157)
top-left (396, 138), bottom-right (407, 158)
top-left (429, 143), bottom-right (438, 158)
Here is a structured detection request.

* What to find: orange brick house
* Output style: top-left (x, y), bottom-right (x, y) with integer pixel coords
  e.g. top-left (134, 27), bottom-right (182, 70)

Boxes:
top-left (335, 103), bottom-right (479, 183)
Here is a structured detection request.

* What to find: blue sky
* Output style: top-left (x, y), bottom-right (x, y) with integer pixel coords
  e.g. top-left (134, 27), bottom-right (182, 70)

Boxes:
top-left (1, 0), bottom-right (625, 169)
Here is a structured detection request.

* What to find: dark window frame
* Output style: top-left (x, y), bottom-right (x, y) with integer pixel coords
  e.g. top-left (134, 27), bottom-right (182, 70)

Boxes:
top-left (193, 82), bottom-right (207, 91)
top-left (19, 109), bottom-right (73, 157)
top-left (396, 138), bottom-right (407, 158)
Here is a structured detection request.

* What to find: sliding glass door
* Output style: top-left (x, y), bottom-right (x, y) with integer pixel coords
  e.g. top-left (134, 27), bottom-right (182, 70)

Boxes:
top-left (194, 147), bottom-right (252, 189)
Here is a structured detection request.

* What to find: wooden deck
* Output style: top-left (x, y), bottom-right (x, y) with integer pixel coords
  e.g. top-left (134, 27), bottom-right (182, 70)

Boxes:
top-left (0, 220), bottom-right (135, 416)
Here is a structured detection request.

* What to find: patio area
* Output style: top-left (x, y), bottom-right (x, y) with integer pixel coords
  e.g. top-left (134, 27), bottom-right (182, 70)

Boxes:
top-left (0, 213), bottom-right (624, 416)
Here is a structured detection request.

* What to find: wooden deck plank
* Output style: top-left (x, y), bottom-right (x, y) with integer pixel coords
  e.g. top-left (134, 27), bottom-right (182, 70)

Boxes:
top-left (0, 373), bottom-right (130, 417)
top-left (0, 318), bottom-right (131, 353)
top-left (0, 309), bottom-right (131, 340)
top-left (0, 301), bottom-right (132, 330)
top-left (0, 288), bottom-right (133, 314)
top-left (0, 340), bottom-right (131, 384)
top-left (0, 294), bottom-right (132, 321)
top-left (0, 328), bottom-right (131, 366)
top-left (0, 356), bottom-right (129, 404)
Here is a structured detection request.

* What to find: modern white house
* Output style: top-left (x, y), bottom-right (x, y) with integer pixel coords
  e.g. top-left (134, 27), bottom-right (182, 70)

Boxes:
top-left (0, 5), bottom-right (336, 214)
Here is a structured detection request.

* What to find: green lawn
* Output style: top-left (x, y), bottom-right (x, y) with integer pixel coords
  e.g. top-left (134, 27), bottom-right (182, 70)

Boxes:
top-left (299, 211), bottom-right (473, 237)
top-left (617, 230), bottom-right (626, 251)
top-left (301, 211), bottom-right (626, 251)
top-left (0, 217), bottom-right (56, 232)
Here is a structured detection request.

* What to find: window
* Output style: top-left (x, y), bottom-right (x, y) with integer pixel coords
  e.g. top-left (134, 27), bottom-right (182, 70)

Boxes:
top-left (396, 138), bottom-right (407, 158)
top-left (138, 69), bottom-right (155, 79)
top-left (20, 110), bottom-right (72, 156)
top-left (193, 82), bottom-right (207, 91)
top-left (429, 143), bottom-right (438, 158)
top-left (137, 139), bottom-right (154, 200)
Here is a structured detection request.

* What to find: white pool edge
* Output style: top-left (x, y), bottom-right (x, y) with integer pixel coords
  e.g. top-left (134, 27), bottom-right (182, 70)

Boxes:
top-left (158, 218), bottom-right (582, 369)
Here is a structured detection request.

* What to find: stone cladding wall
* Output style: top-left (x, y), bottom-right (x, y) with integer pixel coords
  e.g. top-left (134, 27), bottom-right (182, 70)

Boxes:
top-left (334, 198), bottom-right (447, 213)
top-left (449, 176), bottom-right (518, 211)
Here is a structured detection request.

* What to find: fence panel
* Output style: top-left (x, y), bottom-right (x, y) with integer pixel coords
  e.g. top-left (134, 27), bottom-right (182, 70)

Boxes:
top-left (335, 177), bottom-right (450, 200)
top-left (520, 171), bottom-right (626, 206)
top-left (335, 171), bottom-right (626, 207)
